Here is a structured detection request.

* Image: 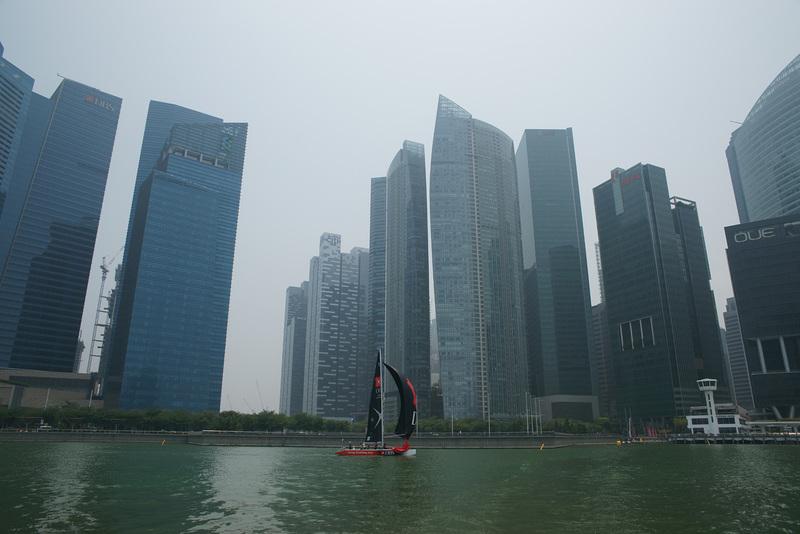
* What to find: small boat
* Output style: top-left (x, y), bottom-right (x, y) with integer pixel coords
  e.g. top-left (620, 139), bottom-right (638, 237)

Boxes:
top-left (336, 350), bottom-right (417, 457)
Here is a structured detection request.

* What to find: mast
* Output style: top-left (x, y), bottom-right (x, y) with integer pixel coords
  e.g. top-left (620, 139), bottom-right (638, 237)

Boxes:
top-left (380, 349), bottom-right (385, 448)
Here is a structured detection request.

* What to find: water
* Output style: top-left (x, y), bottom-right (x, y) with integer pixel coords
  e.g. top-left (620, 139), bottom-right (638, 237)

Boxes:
top-left (1, 442), bottom-right (799, 533)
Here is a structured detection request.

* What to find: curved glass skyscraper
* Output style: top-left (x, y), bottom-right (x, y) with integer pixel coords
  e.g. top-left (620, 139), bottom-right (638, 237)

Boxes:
top-left (727, 53), bottom-right (800, 223)
top-left (430, 96), bottom-right (528, 420)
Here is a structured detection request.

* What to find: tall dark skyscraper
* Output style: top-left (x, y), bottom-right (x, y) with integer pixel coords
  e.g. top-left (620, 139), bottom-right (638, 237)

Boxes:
top-left (430, 95), bottom-right (528, 421)
top-left (516, 128), bottom-right (596, 421)
top-left (384, 140), bottom-right (430, 418)
top-left (303, 233), bottom-right (370, 419)
top-left (105, 107), bottom-right (247, 412)
top-left (368, 176), bottom-right (387, 357)
top-left (594, 164), bottom-right (727, 422)
top-left (725, 215), bottom-right (800, 419)
top-left (0, 46), bottom-right (121, 372)
top-left (726, 53), bottom-right (800, 224)
top-left (279, 283), bottom-right (308, 416)
top-left (724, 54), bottom-right (800, 421)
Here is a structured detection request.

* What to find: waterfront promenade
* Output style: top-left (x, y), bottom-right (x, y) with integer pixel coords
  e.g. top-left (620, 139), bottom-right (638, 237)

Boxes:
top-left (5, 429), bottom-right (799, 447)
top-left (0, 429), bottom-right (621, 448)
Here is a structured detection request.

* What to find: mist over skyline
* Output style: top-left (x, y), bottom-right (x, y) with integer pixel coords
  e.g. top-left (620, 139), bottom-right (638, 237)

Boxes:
top-left (1, 1), bottom-right (798, 413)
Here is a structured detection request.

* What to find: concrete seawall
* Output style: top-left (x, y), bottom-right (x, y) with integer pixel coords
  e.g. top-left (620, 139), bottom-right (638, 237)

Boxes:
top-left (0, 431), bottom-right (621, 448)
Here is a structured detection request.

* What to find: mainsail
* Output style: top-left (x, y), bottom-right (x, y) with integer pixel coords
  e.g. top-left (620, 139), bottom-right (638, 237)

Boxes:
top-left (384, 362), bottom-right (417, 440)
top-left (364, 354), bottom-right (383, 443)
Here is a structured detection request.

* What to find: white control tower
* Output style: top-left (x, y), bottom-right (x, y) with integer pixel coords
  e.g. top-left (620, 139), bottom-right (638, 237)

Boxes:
top-left (697, 378), bottom-right (720, 435)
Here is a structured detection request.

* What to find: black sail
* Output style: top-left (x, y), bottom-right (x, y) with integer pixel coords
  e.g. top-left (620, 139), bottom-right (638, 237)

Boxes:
top-left (364, 354), bottom-right (383, 443)
top-left (383, 362), bottom-right (417, 440)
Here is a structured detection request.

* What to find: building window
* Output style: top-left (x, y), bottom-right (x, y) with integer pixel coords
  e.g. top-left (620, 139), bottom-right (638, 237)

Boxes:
top-left (619, 316), bottom-right (655, 351)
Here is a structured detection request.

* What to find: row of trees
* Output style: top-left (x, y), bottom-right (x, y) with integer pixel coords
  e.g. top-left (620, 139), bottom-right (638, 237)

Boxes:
top-left (0, 405), bottom-right (350, 433)
top-left (0, 404), bottom-right (632, 435)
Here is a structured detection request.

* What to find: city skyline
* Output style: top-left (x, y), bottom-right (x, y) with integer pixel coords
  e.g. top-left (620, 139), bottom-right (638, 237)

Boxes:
top-left (0, 2), bottom-right (797, 412)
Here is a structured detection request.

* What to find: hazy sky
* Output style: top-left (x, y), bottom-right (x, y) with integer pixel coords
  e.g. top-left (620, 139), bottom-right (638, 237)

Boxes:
top-left (1, 1), bottom-right (798, 414)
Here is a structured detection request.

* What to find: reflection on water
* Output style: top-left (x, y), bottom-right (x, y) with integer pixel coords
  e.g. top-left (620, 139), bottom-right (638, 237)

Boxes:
top-left (1, 442), bottom-right (799, 533)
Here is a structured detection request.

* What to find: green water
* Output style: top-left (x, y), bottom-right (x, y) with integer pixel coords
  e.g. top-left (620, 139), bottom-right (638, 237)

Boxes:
top-left (1, 442), bottom-right (799, 533)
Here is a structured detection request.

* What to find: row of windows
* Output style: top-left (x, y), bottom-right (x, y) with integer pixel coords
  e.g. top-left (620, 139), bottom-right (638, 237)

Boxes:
top-left (619, 316), bottom-right (655, 351)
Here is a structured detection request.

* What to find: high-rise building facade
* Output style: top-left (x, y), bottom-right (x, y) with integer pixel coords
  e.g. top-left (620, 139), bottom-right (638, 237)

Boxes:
top-left (0, 46), bottom-right (121, 372)
top-left (384, 140), bottom-right (430, 418)
top-left (723, 298), bottom-right (754, 411)
top-left (105, 117), bottom-right (248, 412)
top-left (279, 283), bottom-right (308, 416)
top-left (726, 53), bottom-right (800, 224)
top-left (103, 102), bottom-right (223, 395)
top-left (594, 164), bottom-right (727, 422)
top-left (592, 302), bottom-right (615, 418)
top-left (430, 95), bottom-right (528, 420)
top-left (516, 128), bottom-right (596, 421)
top-left (725, 215), bottom-right (800, 419)
top-left (368, 177), bottom-right (386, 357)
top-left (303, 233), bottom-right (370, 419)
top-left (724, 54), bottom-right (800, 422)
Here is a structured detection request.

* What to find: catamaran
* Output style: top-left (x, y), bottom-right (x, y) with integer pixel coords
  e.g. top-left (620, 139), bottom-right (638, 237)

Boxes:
top-left (336, 351), bottom-right (417, 456)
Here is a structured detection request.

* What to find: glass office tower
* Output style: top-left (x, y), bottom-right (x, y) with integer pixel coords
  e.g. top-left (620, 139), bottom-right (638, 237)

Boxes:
top-left (303, 233), bottom-right (370, 419)
top-left (385, 140), bottom-right (430, 418)
top-left (105, 120), bottom-right (247, 411)
top-left (723, 298), bottom-right (754, 411)
top-left (727, 53), bottom-right (800, 223)
top-left (594, 164), bottom-right (727, 423)
top-left (0, 46), bottom-right (121, 372)
top-left (725, 215), bottom-right (800, 419)
top-left (516, 129), bottom-right (596, 420)
top-left (279, 283), bottom-right (308, 416)
top-left (430, 95), bottom-right (528, 421)
top-left (368, 177), bottom-right (387, 357)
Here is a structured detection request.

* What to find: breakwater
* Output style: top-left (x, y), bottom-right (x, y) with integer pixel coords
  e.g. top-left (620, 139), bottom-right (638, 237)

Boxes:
top-left (0, 429), bottom-right (620, 448)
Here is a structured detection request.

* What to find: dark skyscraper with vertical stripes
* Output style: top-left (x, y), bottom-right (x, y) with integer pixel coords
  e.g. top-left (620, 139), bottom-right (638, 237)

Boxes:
top-left (0, 45), bottom-right (121, 372)
top-left (594, 164), bottom-right (727, 422)
top-left (516, 128), bottom-right (596, 421)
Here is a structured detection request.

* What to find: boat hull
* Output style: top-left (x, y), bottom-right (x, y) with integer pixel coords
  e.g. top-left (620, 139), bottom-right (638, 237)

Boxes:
top-left (336, 448), bottom-right (416, 457)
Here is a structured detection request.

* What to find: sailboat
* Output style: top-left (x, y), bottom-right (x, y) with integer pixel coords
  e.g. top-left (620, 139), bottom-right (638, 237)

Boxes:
top-left (336, 350), bottom-right (417, 456)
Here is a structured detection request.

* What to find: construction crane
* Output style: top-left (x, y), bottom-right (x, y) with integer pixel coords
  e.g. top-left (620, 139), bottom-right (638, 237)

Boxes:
top-left (84, 247), bottom-right (123, 374)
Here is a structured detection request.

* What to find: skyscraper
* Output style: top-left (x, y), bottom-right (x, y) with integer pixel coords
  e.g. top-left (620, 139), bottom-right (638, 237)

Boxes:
top-left (726, 53), bottom-right (800, 224)
top-left (722, 298), bottom-right (754, 411)
top-left (384, 140), bottom-right (430, 418)
top-left (303, 233), bottom-right (370, 419)
top-left (105, 115), bottom-right (247, 412)
top-left (103, 101), bottom-right (223, 392)
top-left (594, 164), bottom-right (727, 423)
top-left (0, 46), bottom-right (121, 372)
top-left (368, 177), bottom-right (386, 357)
top-left (430, 95), bottom-right (528, 420)
top-left (516, 128), bottom-right (596, 421)
top-left (724, 54), bottom-right (800, 421)
top-left (279, 283), bottom-right (308, 416)
top-left (725, 215), bottom-right (800, 419)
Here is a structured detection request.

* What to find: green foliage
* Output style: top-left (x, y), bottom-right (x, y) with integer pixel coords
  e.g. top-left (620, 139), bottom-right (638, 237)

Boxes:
top-left (0, 406), bottom-right (626, 436)
top-left (672, 417), bottom-right (688, 432)
top-left (0, 406), bottom-right (354, 434)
